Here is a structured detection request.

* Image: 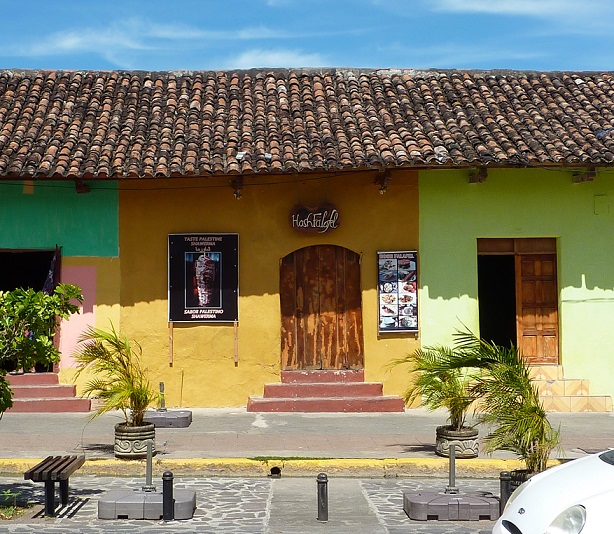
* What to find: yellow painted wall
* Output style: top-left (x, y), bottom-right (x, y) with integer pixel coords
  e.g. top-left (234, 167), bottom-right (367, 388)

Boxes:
top-left (118, 170), bottom-right (420, 407)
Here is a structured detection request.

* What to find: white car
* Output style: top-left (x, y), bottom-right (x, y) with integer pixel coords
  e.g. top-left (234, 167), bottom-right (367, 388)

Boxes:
top-left (493, 450), bottom-right (614, 534)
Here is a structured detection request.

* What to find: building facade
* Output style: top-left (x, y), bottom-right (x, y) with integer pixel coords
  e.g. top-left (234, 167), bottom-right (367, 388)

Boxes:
top-left (1, 68), bottom-right (614, 409)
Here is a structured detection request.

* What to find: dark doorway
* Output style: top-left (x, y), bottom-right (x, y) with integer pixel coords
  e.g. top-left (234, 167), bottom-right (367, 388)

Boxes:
top-left (477, 255), bottom-right (516, 347)
top-left (0, 249), bottom-right (57, 372)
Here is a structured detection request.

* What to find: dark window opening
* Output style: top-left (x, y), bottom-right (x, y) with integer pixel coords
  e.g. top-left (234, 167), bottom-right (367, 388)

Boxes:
top-left (478, 255), bottom-right (516, 348)
top-left (0, 250), bottom-right (55, 292)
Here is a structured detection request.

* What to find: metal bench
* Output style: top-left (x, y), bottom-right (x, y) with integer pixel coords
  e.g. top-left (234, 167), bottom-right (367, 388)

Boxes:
top-left (24, 455), bottom-right (85, 516)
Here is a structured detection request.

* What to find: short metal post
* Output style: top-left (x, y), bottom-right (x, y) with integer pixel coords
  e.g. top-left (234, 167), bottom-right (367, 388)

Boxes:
top-left (142, 440), bottom-right (156, 492)
top-left (445, 444), bottom-right (459, 494)
top-left (499, 471), bottom-right (512, 514)
top-left (158, 382), bottom-right (167, 412)
top-left (317, 473), bottom-right (328, 522)
top-left (163, 471), bottom-right (174, 521)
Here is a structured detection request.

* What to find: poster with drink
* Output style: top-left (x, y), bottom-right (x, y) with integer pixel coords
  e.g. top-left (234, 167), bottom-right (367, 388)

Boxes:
top-left (377, 251), bottom-right (418, 333)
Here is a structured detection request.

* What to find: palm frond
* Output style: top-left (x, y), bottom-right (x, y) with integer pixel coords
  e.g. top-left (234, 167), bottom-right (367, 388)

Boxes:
top-left (391, 344), bottom-right (479, 430)
top-left (73, 323), bottom-right (155, 426)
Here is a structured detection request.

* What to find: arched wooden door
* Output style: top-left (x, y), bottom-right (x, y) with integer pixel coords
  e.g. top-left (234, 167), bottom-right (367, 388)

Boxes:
top-left (280, 245), bottom-right (364, 370)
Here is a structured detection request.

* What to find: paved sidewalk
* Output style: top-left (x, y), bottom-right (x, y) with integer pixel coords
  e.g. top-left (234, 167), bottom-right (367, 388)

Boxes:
top-left (0, 475), bottom-right (500, 533)
top-left (0, 409), bottom-right (612, 532)
top-left (2, 408), bottom-right (613, 459)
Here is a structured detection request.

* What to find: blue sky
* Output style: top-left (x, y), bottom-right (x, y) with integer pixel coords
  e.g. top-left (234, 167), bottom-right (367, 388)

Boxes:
top-left (1, 0), bottom-right (613, 72)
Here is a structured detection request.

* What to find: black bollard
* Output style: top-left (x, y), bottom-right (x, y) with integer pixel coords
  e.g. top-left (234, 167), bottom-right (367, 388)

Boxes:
top-left (499, 471), bottom-right (512, 514)
top-left (317, 473), bottom-right (328, 522)
top-left (163, 471), bottom-right (174, 521)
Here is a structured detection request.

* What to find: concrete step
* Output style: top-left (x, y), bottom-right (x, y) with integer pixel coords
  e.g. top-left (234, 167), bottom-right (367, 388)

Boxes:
top-left (533, 378), bottom-right (590, 397)
top-left (529, 365), bottom-right (612, 413)
top-left (6, 372), bottom-right (59, 386)
top-left (6, 372), bottom-right (91, 413)
top-left (540, 395), bottom-right (612, 413)
top-left (529, 365), bottom-right (564, 380)
top-left (246, 396), bottom-right (406, 413)
top-left (7, 397), bottom-right (91, 413)
top-left (11, 384), bottom-right (78, 399)
top-left (263, 382), bottom-right (383, 398)
top-left (281, 370), bottom-right (365, 384)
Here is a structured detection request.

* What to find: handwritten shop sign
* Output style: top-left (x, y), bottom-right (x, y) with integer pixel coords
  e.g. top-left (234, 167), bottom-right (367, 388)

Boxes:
top-left (289, 203), bottom-right (340, 234)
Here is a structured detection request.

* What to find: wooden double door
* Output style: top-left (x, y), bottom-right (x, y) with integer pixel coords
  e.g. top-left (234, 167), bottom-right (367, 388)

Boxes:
top-left (280, 245), bottom-right (364, 370)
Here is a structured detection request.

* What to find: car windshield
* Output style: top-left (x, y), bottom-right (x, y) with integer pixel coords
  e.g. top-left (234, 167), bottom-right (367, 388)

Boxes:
top-left (599, 450), bottom-right (614, 465)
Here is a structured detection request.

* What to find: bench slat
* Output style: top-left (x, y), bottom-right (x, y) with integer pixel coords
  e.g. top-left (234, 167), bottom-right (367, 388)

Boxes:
top-left (24, 455), bottom-right (85, 482)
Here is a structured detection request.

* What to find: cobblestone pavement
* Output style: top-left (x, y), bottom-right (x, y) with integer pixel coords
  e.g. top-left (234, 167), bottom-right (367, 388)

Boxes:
top-left (0, 476), bottom-right (499, 533)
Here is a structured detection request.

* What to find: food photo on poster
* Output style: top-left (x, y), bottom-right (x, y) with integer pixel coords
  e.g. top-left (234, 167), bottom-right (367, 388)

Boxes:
top-left (377, 251), bottom-right (418, 333)
top-left (185, 252), bottom-right (221, 308)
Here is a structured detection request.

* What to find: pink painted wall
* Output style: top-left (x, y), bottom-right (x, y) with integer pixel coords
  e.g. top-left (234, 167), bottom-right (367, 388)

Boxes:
top-left (58, 266), bottom-right (97, 369)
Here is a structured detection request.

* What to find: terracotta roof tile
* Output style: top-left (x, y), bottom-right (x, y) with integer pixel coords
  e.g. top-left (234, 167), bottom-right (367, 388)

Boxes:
top-left (2, 68), bottom-right (614, 179)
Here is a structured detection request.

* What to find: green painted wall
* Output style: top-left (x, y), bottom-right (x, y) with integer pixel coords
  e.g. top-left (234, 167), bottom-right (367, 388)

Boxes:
top-left (0, 181), bottom-right (118, 256)
top-left (419, 168), bottom-right (614, 398)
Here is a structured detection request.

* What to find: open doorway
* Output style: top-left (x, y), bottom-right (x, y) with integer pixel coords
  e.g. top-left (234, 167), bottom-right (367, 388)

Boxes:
top-left (477, 254), bottom-right (516, 347)
top-left (477, 238), bottom-right (559, 364)
top-left (0, 249), bottom-right (59, 372)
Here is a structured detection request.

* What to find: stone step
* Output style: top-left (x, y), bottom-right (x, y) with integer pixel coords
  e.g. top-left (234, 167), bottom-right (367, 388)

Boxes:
top-left (11, 384), bottom-right (78, 399)
top-left (540, 395), bottom-right (612, 413)
top-left (281, 370), bottom-right (365, 384)
top-left (533, 378), bottom-right (591, 397)
top-left (6, 372), bottom-right (59, 386)
top-left (246, 396), bottom-right (406, 413)
top-left (263, 382), bottom-right (383, 398)
top-left (529, 365), bottom-right (564, 381)
top-left (7, 397), bottom-right (91, 413)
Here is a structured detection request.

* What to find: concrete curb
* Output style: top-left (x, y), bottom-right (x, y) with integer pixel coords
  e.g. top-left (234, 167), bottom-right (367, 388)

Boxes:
top-left (0, 457), bottom-right (566, 478)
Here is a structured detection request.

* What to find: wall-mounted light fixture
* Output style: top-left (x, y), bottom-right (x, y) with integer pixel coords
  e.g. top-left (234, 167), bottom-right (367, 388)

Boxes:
top-left (75, 179), bottom-right (90, 194)
top-left (375, 169), bottom-right (391, 194)
top-left (572, 167), bottom-right (596, 183)
top-left (231, 177), bottom-right (243, 200)
top-left (469, 167), bottom-right (488, 184)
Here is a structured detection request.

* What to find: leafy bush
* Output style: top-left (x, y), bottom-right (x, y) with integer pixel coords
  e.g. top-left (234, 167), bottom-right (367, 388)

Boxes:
top-left (0, 284), bottom-right (82, 414)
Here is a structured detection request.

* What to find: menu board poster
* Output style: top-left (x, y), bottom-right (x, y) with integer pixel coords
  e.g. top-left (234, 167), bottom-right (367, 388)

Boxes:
top-left (168, 233), bottom-right (239, 322)
top-left (377, 251), bottom-right (418, 333)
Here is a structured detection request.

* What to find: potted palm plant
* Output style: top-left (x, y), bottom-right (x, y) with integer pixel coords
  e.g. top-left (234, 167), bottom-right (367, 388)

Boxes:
top-left (392, 344), bottom-right (480, 458)
top-left (452, 331), bottom-right (560, 477)
top-left (74, 324), bottom-right (157, 459)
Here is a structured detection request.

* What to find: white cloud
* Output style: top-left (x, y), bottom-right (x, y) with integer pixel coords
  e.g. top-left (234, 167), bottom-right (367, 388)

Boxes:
top-left (432, 0), bottom-right (576, 16)
top-left (223, 49), bottom-right (327, 69)
top-left (432, 0), bottom-right (614, 31)
top-left (379, 42), bottom-right (544, 70)
top-left (427, 0), bottom-right (614, 39)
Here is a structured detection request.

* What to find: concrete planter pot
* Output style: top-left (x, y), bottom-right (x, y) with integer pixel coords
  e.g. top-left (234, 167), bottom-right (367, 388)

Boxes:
top-left (114, 422), bottom-right (155, 459)
top-left (435, 425), bottom-right (479, 459)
